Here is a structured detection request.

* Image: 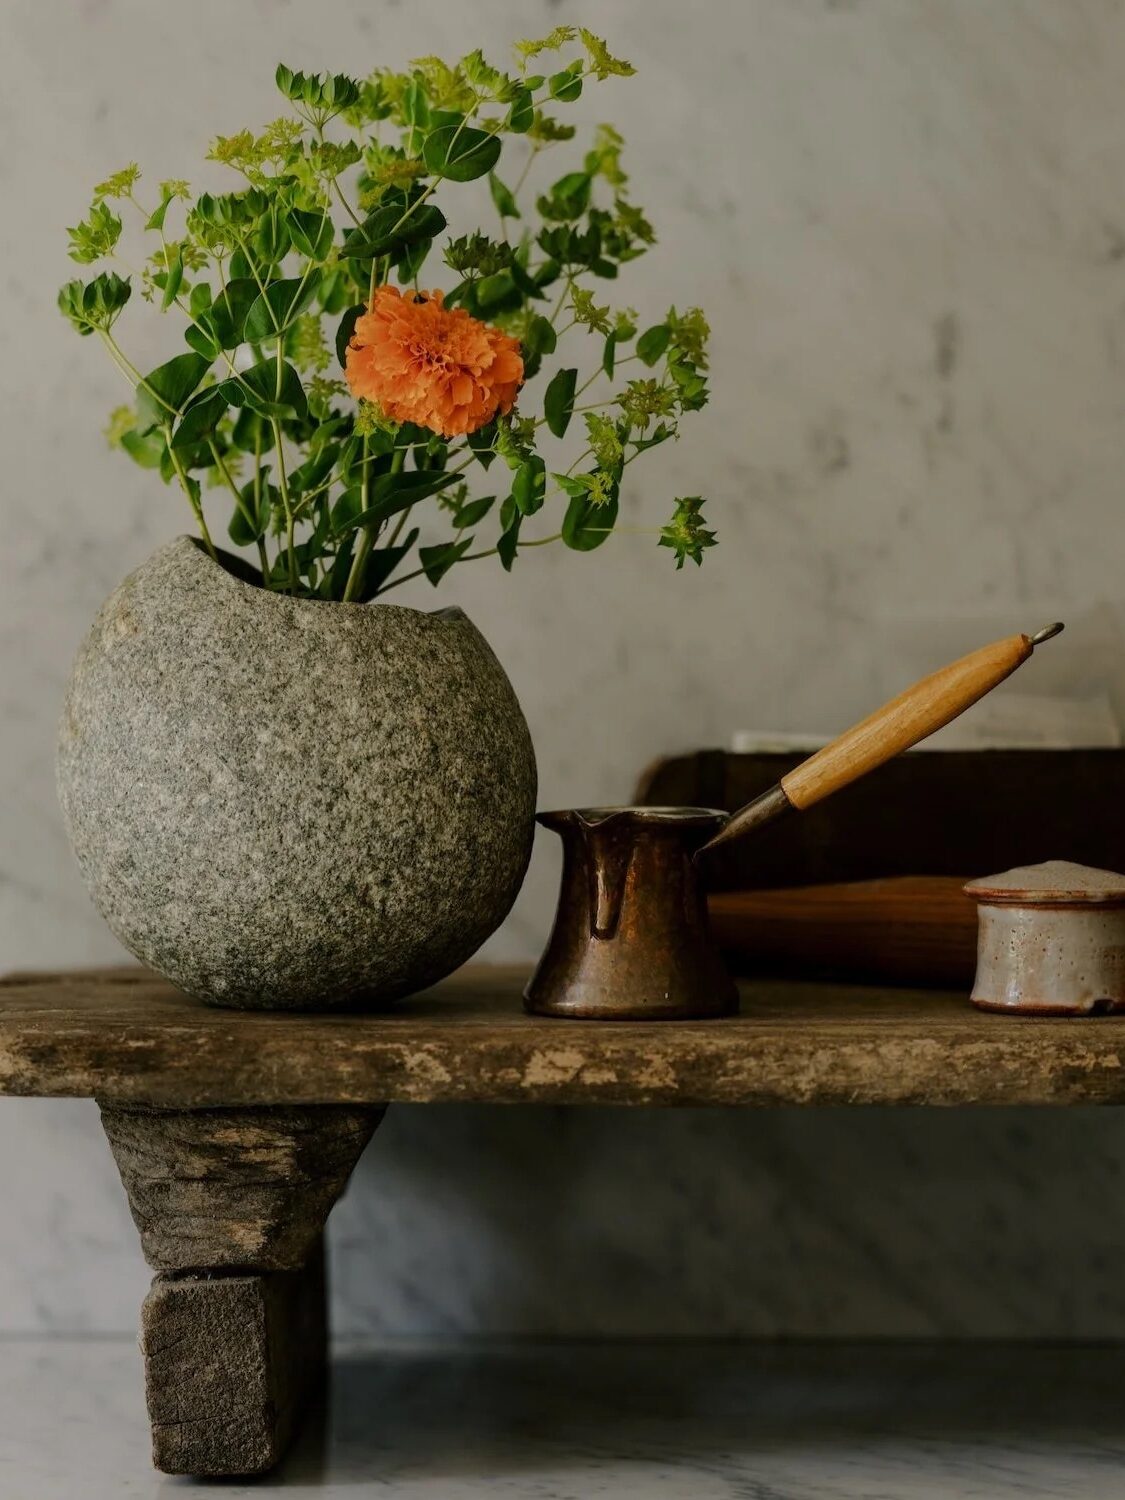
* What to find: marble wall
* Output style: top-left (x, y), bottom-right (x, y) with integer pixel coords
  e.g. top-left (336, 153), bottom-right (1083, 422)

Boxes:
top-left (4, 0), bottom-right (1125, 1337)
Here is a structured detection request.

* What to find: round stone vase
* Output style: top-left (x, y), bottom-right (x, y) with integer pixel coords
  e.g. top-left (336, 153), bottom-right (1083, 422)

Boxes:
top-left (57, 536), bottom-right (537, 1010)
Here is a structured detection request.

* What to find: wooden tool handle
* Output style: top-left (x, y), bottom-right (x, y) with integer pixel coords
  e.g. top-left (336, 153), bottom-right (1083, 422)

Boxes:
top-left (696, 623), bottom-right (1063, 859)
top-left (782, 632), bottom-right (1035, 810)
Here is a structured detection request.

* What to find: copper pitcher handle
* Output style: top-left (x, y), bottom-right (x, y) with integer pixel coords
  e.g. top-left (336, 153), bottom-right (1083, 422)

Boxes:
top-left (577, 823), bottom-right (634, 939)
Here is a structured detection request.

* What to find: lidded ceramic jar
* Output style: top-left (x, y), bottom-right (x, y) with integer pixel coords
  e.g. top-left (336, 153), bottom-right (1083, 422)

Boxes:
top-left (965, 860), bottom-right (1125, 1015)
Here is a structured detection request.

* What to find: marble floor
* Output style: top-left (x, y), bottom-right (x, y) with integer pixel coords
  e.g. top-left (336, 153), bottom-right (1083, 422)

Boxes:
top-left (3, 1338), bottom-right (1125, 1497)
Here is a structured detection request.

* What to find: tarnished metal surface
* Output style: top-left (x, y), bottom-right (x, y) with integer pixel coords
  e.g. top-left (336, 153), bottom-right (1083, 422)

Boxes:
top-left (525, 808), bottom-right (739, 1020)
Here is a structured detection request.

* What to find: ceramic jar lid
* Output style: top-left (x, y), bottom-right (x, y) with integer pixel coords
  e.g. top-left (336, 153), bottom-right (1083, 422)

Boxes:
top-left (964, 859), bottom-right (1125, 907)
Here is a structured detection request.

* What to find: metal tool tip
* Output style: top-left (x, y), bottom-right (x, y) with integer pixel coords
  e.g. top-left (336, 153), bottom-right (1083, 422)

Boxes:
top-left (1028, 622), bottom-right (1064, 647)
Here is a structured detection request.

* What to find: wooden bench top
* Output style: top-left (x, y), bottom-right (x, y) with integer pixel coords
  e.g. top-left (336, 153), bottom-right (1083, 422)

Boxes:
top-left (2, 964), bottom-right (1123, 1109)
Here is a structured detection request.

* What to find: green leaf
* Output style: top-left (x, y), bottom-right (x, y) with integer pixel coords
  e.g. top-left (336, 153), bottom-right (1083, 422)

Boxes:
top-left (548, 66), bottom-right (583, 102)
top-left (551, 472), bottom-right (587, 500)
top-left (223, 360), bottom-right (307, 421)
top-left (288, 207), bottom-right (334, 260)
top-left (476, 270), bottom-right (518, 312)
top-left (340, 469), bottom-right (458, 533)
top-left (454, 494), bottom-right (496, 528)
top-left (507, 259), bottom-right (545, 301)
top-left (321, 535), bottom-right (355, 599)
top-left (512, 455), bottom-right (546, 515)
top-left (335, 304), bottom-right (365, 367)
top-left (497, 507), bottom-right (521, 570)
top-left (185, 278), bottom-right (262, 358)
top-left (228, 477), bottom-right (272, 545)
top-left (423, 123), bottom-right (501, 183)
top-left (254, 208), bottom-right (291, 264)
top-left (184, 323), bottom-right (219, 359)
top-left (507, 86), bottom-right (534, 133)
top-left (330, 487), bottom-right (364, 534)
top-left (403, 78), bottom-right (430, 130)
top-left (419, 537), bottom-right (474, 585)
top-left (659, 495), bottom-right (717, 569)
top-left (57, 272), bottom-right (131, 334)
top-left (524, 315), bottom-right (557, 358)
top-left (578, 28), bottom-right (635, 80)
top-left (146, 197), bottom-right (171, 233)
top-left (539, 170), bottom-right (591, 221)
top-left (67, 200), bottom-right (122, 264)
top-left (562, 487), bottom-right (619, 551)
top-left (636, 324), bottom-right (671, 366)
top-left (361, 529), bottom-right (420, 598)
top-left (209, 278), bottom-right (260, 348)
top-left (318, 267), bottom-right (350, 315)
top-left (243, 272), bottom-right (323, 343)
top-left (136, 352), bottom-right (212, 429)
top-left (119, 428), bottom-right (166, 469)
top-left (343, 202), bottom-right (447, 259)
top-left (396, 234), bottom-right (433, 285)
top-left (602, 333), bottom-right (616, 379)
top-left (231, 408), bottom-right (273, 454)
top-left (159, 247), bottom-right (184, 310)
top-left (543, 367), bottom-right (577, 438)
top-left (468, 422), bottom-right (497, 470)
top-left (488, 172), bottom-right (520, 220)
top-left (171, 387), bottom-right (227, 450)
top-left (288, 441), bottom-right (337, 497)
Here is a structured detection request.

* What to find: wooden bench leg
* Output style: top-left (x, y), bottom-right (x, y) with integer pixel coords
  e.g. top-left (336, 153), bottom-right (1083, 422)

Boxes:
top-left (98, 1103), bottom-right (383, 1476)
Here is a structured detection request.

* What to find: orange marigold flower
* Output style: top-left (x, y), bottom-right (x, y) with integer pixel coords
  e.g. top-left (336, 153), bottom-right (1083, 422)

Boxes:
top-left (345, 285), bottom-right (524, 438)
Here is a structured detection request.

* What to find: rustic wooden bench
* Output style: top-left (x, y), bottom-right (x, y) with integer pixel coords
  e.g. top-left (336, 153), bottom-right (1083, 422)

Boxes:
top-left (3, 962), bottom-right (1124, 1477)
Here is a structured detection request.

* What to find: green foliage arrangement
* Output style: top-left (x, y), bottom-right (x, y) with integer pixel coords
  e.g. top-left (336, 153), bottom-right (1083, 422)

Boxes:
top-left (59, 26), bottom-right (717, 600)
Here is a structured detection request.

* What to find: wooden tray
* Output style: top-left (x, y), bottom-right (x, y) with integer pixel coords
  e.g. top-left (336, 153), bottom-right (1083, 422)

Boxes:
top-left (708, 875), bottom-right (978, 987)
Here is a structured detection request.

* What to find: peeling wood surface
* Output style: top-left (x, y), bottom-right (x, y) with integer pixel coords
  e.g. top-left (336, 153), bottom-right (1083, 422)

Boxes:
top-left (101, 1105), bottom-right (381, 1271)
top-left (3, 963), bottom-right (1125, 1107)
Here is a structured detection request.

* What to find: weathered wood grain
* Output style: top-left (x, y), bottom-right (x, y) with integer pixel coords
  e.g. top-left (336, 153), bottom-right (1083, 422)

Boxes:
top-left (4, 964), bottom-right (1125, 1107)
top-left (98, 1106), bottom-right (378, 1475)
top-left (100, 1105), bottom-right (381, 1271)
top-left (708, 876), bottom-right (979, 987)
top-left (142, 1251), bottom-right (325, 1475)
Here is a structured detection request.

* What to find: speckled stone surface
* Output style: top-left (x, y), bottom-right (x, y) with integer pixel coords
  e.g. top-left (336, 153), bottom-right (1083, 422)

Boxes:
top-left (56, 537), bottom-right (537, 1009)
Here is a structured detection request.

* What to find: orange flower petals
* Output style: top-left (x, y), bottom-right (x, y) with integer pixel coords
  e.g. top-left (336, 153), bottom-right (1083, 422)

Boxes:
top-left (345, 285), bottom-right (524, 438)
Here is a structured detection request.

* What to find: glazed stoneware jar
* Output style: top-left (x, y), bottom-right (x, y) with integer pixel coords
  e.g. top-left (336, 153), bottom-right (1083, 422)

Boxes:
top-left (965, 860), bottom-right (1125, 1015)
top-left (58, 536), bottom-right (537, 1011)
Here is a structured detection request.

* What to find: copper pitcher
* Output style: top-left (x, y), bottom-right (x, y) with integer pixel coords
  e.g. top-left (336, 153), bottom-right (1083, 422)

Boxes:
top-left (526, 625), bottom-right (1064, 1020)
top-left (526, 807), bottom-right (738, 1020)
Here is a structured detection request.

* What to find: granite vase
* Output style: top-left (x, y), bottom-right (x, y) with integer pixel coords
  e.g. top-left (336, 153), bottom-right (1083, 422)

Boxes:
top-left (57, 536), bottom-right (537, 1010)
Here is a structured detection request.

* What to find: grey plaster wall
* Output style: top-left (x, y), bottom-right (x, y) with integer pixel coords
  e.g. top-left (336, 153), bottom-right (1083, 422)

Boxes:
top-left (4, 0), bottom-right (1125, 1338)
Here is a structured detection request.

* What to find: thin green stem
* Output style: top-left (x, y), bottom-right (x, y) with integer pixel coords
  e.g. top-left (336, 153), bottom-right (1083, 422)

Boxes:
top-left (343, 444), bottom-right (405, 601)
top-left (548, 275), bottom-right (575, 327)
top-left (252, 425), bottom-right (269, 583)
top-left (165, 429), bottom-right (217, 561)
top-left (385, 502), bottom-right (414, 547)
top-left (232, 230), bottom-right (271, 304)
top-left (208, 438), bottom-right (269, 577)
top-left (573, 365), bottom-right (605, 401)
top-left (511, 144), bottom-right (540, 200)
top-left (375, 531), bottom-right (563, 596)
top-left (97, 330), bottom-right (176, 416)
top-left (330, 174), bottom-right (364, 230)
top-left (269, 414), bottom-right (299, 594)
